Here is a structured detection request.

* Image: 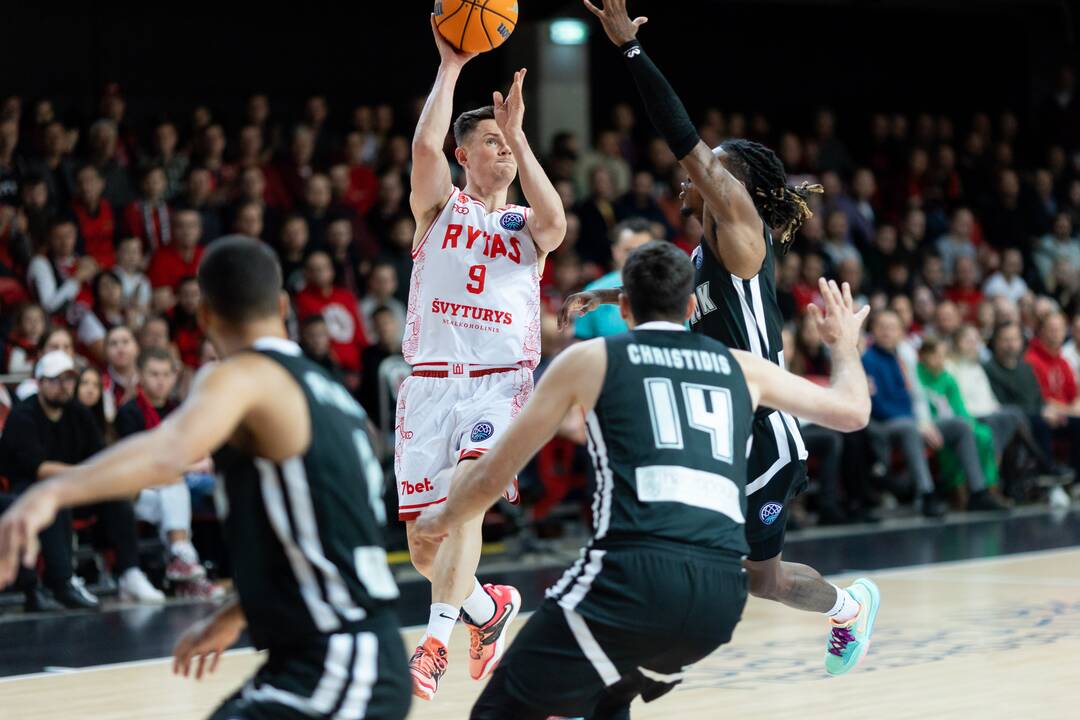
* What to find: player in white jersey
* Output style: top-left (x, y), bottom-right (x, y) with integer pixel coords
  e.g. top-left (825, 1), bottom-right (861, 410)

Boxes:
top-left (400, 17), bottom-right (567, 702)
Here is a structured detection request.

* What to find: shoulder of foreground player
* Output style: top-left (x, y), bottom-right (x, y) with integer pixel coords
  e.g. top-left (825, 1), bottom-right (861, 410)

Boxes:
top-left (543, 339), bottom-right (608, 397)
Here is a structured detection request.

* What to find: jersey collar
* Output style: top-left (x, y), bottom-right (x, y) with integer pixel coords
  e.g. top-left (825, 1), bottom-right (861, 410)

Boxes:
top-left (252, 336), bottom-right (302, 356)
top-left (634, 321), bottom-right (688, 332)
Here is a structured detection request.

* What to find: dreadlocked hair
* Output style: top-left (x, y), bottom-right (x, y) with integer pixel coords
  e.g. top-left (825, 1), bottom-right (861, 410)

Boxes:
top-left (720, 139), bottom-right (824, 253)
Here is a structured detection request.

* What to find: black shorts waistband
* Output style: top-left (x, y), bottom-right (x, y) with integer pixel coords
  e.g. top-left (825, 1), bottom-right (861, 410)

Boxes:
top-left (591, 536), bottom-right (746, 566)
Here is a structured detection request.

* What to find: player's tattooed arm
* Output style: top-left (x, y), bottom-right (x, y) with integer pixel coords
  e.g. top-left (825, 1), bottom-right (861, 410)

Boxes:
top-left (735, 279), bottom-right (871, 432)
top-left (585, 0), bottom-right (763, 278)
top-left (495, 69), bottom-right (567, 254)
top-left (557, 287), bottom-right (623, 330)
top-left (413, 341), bottom-right (607, 539)
top-left (410, 15), bottom-right (477, 245)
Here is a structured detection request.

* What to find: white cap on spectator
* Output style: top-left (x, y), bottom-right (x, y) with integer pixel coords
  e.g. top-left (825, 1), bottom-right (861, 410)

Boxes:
top-left (35, 351), bottom-right (76, 380)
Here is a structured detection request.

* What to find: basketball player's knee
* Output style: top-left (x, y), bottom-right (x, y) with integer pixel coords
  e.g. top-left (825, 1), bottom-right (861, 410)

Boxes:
top-left (406, 529), bottom-right (436, 578)
top-left (410, 550), bottom-right (434, 579)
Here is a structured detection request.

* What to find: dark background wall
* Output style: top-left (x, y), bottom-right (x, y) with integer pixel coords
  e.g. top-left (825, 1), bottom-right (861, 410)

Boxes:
top-left (5, 2), bottom-right (1077, 138)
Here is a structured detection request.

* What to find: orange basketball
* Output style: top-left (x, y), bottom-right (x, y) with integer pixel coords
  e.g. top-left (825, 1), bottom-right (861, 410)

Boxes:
top-left (434, 0), bottom-right (518, 54)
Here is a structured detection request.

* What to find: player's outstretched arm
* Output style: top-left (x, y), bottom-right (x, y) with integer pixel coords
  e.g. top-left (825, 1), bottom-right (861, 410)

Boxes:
top-left (495, 69), bottom-right (566, 254)
top-left (735, 278), bottom-right (871, 432)
top-left (413, 340), bottom-right (607, 539)
top-left (0, 357), bottom-right (269, 586)
top-left (410, 15), bottom-right (478, 244)
top-left (584, 0), bottom-right (764, 278)
top-left (557, 288), bottom-right (623, 329)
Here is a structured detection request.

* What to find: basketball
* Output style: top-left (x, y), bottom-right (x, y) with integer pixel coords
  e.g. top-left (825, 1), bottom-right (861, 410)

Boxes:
top-left (434, 0), bottom-right (518, 54)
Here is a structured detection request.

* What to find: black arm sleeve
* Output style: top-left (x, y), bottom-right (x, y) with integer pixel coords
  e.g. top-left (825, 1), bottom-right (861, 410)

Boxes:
top-left (620, 40), bottom-right (701, 160)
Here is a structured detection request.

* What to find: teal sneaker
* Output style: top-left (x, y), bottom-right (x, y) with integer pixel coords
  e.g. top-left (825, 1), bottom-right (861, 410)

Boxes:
top-left (824, 578), bottom-right (880, 675)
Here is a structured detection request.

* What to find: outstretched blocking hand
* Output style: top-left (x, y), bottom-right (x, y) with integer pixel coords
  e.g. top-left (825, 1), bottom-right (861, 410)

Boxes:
top-left (430, 14), bottom-right (478, 70)
top-left (583, 0), bottom-right (648, 46)
top-left (557, 289), bottom-right (614, 330)
top-left (493, 69), bottom-right (527, 138)
top-left (807, 278), bottom-right (870, 351)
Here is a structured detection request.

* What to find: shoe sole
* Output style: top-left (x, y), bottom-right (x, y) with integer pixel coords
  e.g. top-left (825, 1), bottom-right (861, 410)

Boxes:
top-left (829, 578), bottom-right (881, 676)
top-left (119, 591), bottom-right (166, 604)
top-left (411, 674), bottom-right (436, 701)
top-left (472, 586), bottom-right (522, 681)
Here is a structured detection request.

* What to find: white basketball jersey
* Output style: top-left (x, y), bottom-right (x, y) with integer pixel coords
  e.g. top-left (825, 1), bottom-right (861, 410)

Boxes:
top-left (403, 187), bottom-right (541, 369)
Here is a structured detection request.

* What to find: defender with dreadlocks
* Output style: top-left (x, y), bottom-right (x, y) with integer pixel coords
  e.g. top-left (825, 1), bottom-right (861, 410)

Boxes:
top-left (562, 0), bottom-right (881, 678)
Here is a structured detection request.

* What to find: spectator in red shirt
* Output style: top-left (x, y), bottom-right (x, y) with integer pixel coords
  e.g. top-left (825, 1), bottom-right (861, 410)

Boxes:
top-left (123, 165), bottom-right (170, 252)
top-left (169, 276), bottom-right (203, 370)
top-left (72, 164), bottom-right (117, 268)
top-left (793, 252), bottom-right (826, 312)
top-left (1026, 311), bottom-right (1080, 412)
top-left (944, 255), bottom-right (984, 322)
top-left (147, 209), bottom-right (204, 290)
top-left (338, 131), bottom-right (379, 216)
top-left (293, 250), bottom-right (367, 390)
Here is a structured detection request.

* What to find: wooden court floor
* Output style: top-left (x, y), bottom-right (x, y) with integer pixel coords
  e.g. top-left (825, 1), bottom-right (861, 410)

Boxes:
top-left (3, 548), bottom-right (1079, 719)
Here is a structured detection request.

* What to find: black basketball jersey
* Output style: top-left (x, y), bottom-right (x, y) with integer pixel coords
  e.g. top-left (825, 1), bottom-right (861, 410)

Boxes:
top-left (212, 337), bottom-right (397, 650)
top-left (689, 227), bottom-right (808, 495)
top-left (582, 325), bottom-right (753, 553)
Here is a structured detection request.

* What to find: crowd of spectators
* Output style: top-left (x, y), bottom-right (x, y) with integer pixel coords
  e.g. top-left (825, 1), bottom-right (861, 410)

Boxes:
top-left (1, 67), bottom-right (1079, 610)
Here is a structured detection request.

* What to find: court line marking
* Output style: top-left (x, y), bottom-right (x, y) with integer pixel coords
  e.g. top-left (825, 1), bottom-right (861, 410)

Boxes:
top-left (2, 546), bottom-right (1077, 684)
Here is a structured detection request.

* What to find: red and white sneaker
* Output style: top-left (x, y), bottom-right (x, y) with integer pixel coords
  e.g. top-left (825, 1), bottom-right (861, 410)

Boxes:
top-left (175, 576), bottom-right (226, 601)
top-left (166, 556), bottom-right (206, 583)
top-left (463, 584), bottom-right (522, 681)
top-left (409, 637), bottom-right (449, 701)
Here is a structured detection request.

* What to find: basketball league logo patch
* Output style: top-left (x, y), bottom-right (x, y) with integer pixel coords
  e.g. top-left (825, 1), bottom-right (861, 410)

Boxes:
top-left (759, 502), bottom-right (783, 526)
top-left (471, 421), bottom-right (495, 443)
top-left (500, 211), bottom-right (526, 232)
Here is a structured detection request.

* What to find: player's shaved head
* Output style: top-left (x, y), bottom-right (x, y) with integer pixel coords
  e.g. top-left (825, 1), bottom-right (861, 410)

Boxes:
top-left (198, 235), bottom-right (283, 325)
top-left (622, 241), bottom-right (694, 324)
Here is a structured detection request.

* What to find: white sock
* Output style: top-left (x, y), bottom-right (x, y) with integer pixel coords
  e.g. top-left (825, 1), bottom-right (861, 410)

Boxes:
top-left (461, 579), bottom-right (497, 626)
top-left (425, 603), bottom-right (459, 646)
top-left (826, 584), bottom-right (861, 624)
